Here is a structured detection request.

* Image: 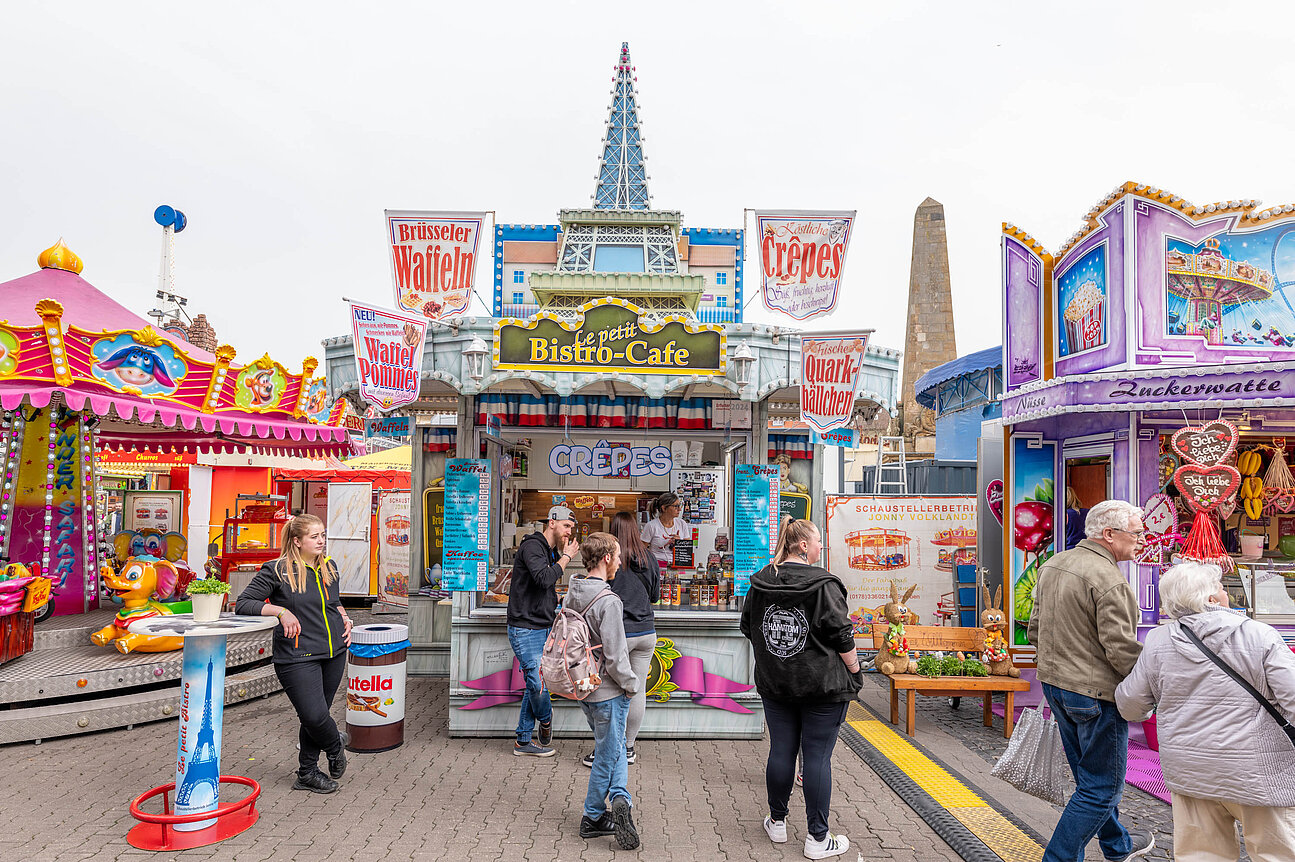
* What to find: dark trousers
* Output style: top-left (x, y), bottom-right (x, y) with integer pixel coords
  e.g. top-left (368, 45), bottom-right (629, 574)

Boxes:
top-left (275, 653), bottom-right (347, 776)
top-left (1041, 682), bottom-right (1133, 862)
top-left (763, 697), bottom-right (849, 841)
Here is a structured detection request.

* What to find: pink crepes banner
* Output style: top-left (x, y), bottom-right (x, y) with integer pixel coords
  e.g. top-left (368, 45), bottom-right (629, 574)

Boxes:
top-left (460, 656), bottom-right (753, 714)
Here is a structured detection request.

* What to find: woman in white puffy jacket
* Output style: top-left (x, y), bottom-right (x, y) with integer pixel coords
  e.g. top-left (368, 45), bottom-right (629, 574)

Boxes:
top-left (1115, 562), bottom-right (1295, 860)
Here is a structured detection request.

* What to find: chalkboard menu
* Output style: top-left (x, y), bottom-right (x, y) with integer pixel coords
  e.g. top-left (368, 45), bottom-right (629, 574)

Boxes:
top-left (672, 537), bottom-right (694, 569)
top-left (779, 492), bottom-right (811, 522)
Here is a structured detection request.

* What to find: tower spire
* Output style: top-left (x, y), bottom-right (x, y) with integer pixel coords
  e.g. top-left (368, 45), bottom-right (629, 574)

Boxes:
top-left (593, 42), bottom-right (650, 210)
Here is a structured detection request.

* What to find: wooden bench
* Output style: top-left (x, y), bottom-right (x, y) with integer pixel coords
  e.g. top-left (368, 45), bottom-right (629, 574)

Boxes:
top-left (870, 624), bottom-right (1031, 739)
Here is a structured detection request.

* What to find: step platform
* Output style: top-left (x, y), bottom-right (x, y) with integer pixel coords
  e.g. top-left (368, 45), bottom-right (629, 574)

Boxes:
top-left (1, 609), bottom-right (281, 745)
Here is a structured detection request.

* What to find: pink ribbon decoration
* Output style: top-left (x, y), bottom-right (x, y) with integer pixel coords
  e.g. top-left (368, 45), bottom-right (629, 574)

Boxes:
top-left (459, 658), bottom-right (527, 710)
top-left (666, 655), bottom-right (753, 714)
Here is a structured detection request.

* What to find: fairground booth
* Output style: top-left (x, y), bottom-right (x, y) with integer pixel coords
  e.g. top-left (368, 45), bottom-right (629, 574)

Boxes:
top-left (323, 43), bottom-right (900, 738)
top-left (0, 241), bottom-right (350, 743)
top-left (1001, 183), bottom-right (1295, 690)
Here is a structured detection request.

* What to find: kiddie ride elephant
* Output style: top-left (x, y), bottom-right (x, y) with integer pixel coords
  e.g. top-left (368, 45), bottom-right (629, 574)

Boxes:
top-left (90, 557), bottom-right (188, 654)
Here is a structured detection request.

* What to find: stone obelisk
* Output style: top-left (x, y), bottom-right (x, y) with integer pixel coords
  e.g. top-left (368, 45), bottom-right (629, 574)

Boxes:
top-left (897, 197), bottom-right (958, 455)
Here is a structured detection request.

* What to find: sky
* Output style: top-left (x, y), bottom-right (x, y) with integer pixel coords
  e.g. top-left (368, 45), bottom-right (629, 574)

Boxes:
top-left (5, 1), bottom-right (1295, 379)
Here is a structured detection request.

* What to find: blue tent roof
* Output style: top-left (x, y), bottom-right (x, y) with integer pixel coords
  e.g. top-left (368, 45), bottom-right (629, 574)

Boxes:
top-left (915, 346), bottom-right (1002, 409)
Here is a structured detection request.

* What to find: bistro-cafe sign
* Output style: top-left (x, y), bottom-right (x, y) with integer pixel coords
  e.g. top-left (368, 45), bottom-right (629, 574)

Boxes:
top-left (494, 299), bottom-right (724, 376)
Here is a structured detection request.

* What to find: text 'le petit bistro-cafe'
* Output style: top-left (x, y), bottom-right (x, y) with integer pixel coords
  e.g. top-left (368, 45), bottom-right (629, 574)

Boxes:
top-left (495, 300), bottom-right (724, 375)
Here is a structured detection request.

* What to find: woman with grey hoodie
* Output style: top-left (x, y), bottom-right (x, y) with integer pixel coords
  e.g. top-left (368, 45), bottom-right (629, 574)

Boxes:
top-left (1116, 562), bottom-right (1295, 860)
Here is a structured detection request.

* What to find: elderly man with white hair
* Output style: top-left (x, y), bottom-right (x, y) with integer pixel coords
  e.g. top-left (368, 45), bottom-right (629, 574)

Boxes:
top-left (1028, 499), bottom-right (1153, 862)
top-left (1116, 562), bottom-right (1295, 860)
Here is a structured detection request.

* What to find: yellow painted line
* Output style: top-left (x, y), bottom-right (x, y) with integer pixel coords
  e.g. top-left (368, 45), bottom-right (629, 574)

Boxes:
top-left (844, 702), bottom-right (1044, 862)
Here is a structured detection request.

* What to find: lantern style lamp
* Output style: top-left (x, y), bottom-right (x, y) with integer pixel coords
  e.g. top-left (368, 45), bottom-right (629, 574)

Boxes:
top-left (732, 341), bottom-right (755, 389)
top-left (463, 335), bottom-right (489, 382)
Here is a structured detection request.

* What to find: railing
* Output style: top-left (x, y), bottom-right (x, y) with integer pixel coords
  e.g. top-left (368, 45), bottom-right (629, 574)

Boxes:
top-left (498, 303), bottom-right (540, 318)
top-left (694, 307), bottom-right (737, 324)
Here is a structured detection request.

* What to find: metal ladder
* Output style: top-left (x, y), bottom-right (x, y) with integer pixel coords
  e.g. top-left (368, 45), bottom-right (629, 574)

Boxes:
top-left (873, 436), bottom-right (909, 495)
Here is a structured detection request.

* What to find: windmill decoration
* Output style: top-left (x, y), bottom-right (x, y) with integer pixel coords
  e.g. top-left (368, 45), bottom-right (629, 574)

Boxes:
top-left (1171, 420), bottom-right (1241, 570)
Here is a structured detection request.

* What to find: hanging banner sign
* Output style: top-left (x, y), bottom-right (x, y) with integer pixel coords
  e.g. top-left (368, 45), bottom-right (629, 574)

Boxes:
top-left (733, 465), bottom-right (781, 597)
top-left (384, 210), bottom-right (485, 321)
top-left (800, 333), bottom-right (870, 433)
top-left (366, 416), bottom-right (411, 439)
top-left (349, 301), bottom-right (427, 411)
top-left (755, 210), bottom-right (855, 321)
top-left (442, 459), bottom-right (491, 591)
top-left (495, 298), bottom-right (724, 375)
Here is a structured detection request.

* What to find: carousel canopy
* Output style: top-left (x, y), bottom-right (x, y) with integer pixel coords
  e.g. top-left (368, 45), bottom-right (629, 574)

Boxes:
top-left (0, 244), bottom-right (349, 456)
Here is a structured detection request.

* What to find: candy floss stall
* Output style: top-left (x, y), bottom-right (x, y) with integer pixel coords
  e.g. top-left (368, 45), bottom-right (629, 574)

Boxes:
top-left (0, 241), bottom-right (351, 743)
top-left (1001, 184), bottom-right (1295, 682)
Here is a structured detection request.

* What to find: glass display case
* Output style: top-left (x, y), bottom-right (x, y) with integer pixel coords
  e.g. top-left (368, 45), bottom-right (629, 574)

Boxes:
top-left (1233, 557), bottom-right (1295, 623)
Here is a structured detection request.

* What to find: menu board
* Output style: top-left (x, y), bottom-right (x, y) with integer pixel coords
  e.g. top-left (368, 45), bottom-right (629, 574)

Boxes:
top-left (672, 537), bottom-right (694, 569)
top-left (734, 465), bottom-right (781, 597)
top-left (443, 459), bottom-right (491, 591)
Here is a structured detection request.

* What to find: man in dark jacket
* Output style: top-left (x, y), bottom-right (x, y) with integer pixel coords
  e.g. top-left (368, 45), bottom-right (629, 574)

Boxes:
top-left (507, 505), bottom-right (579, 756)
top-left (1028, 499), bottom-right (1153, 862)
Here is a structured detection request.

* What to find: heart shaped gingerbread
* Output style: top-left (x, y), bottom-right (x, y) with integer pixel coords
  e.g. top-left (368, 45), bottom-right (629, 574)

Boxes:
top-left (1173, 463), bottom-right (1242, 512)
top-left (1171, 420), bottom-right (1239, 468)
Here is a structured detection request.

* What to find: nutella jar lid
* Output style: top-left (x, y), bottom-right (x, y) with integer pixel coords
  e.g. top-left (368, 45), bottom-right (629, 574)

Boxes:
top-left (351, 623), bottom-right (409, 645)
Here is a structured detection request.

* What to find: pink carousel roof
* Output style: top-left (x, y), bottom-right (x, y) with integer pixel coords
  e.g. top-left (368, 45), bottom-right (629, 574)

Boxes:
top-left (0, 243), bottom-right (349, 456)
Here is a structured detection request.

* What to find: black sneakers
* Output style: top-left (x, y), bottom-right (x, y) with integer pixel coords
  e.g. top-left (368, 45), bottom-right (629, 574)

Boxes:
top-left (610, 796), bottom-right (639, 850)
top-left (538, 720), bottom-right (553, 747)
top-left (328, 730), bottom-right (349, 779)
top-left (292, 770), bottom-right (339, 794)
top-left (579, 813), bottom-right (617, 839)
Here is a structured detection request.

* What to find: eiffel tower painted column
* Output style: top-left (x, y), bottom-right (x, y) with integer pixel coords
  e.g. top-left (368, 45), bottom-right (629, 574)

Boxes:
top-left (128, 612), bottom-right (278, 841)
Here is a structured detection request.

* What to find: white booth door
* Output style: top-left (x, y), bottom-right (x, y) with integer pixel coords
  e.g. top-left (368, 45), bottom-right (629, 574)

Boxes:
top-left (327, 482), bottom-right (372, 596)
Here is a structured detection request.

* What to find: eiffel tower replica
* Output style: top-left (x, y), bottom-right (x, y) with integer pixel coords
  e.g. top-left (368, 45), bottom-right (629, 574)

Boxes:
top-left (528, 42), bottom-right (704, 320)
top-left (176, 656), bottom-right (220, 809)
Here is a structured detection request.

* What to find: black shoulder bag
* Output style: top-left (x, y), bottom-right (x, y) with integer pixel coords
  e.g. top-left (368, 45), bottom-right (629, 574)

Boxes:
top-left (1179, 622), bottom-right (1295, 747)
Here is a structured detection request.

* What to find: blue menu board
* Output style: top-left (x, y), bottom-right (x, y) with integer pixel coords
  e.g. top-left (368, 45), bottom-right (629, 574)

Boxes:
top-left (734, 464), bottom-right (781, 597)
top-left (443, 459), bottom-right (491, 591)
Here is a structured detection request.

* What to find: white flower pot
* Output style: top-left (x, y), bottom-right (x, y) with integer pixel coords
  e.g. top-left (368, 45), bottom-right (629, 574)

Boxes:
top-left (191, 592), bottom-right (226, 622)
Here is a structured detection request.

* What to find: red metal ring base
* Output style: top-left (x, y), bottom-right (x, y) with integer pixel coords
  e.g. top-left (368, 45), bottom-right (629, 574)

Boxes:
top-left (127, 775), bottom-right (261, 851)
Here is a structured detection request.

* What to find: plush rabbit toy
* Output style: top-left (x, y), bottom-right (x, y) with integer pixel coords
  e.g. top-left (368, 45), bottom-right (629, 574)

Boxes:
top-left (873, 581), bottom-right (917, 675)
top-left (981, 586), bottom-right (1020, 678)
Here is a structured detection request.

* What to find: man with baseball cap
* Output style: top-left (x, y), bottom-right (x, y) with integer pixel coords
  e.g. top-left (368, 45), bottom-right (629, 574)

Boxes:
top-left (507, 505), bottom-right (580, 756)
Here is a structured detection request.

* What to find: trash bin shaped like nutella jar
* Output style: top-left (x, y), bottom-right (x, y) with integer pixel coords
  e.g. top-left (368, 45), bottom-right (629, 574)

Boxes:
top-left (345, 624), bottom-right (409, 752)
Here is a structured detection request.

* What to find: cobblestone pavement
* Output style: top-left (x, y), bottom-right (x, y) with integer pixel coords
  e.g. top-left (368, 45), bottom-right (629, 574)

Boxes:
top-left (857, 675), bottom-right (1190, 861)
top-left (0, 662), bottom-right (964, 861)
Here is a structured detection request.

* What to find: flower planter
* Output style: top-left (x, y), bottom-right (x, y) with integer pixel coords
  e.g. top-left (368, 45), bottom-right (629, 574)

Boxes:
top-left (191, 591), bottom-right (226, 622)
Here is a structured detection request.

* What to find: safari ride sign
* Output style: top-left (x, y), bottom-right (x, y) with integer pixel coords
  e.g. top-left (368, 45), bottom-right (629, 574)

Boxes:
top-left (494, 298), bottom-right (725, 376)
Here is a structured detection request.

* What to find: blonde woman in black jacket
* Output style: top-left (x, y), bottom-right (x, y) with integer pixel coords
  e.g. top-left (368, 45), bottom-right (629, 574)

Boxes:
top-left (236, 514), bottom-right (353, 793)
top-left (740, 517), bottom-right (861, 860)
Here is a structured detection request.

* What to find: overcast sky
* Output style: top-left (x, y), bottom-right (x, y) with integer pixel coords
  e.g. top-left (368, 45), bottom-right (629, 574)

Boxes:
top-left (4, 2), bottom-right (1294, 377)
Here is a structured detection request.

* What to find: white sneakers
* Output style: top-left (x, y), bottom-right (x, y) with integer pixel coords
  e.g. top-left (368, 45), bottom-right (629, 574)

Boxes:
top-left (764, 818), bottom-right (849, 860)
top-left (803, 831), bottom-right (850, 860)
top-left (763, 816), bottom-right (788, 843)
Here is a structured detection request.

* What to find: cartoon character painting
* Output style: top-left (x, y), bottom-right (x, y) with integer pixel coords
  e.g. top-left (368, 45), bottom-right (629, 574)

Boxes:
top-left (234, 358), bottom-right (287, 411)
top-left (91, 331), bottom-right (187, 397)
top-left (304, 378), bottom-right (330, 423)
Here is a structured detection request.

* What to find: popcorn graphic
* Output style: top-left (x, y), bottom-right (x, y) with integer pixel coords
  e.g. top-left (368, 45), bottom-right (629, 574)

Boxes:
top-left (1063, 280), bottom-right (1105, 353)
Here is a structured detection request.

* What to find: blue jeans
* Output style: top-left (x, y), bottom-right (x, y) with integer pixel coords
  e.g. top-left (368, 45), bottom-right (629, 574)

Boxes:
top-left (763, 697), bottom-right (848, 842)
top-left (507, 625), bottom-right (552, 744)
top-left (579, 694), bottom-right (631, 820)
top-left (1041, 683), bottom-right (1133, 862)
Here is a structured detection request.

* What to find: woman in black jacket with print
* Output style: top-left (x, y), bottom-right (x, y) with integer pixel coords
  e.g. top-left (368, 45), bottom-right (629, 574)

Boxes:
top-left (740, 517), bottom-right (861, 861)
top-left (236, 514), bottom-right (353, 793)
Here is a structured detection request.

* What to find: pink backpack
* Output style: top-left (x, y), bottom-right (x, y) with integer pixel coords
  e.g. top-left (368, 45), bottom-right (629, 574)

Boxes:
top-left (541, 589), bottom-right (616, 701)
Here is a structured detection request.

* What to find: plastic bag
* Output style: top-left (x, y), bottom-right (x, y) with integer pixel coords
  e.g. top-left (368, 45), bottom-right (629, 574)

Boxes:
top-left (990, 707), bottom-right (1073, 806)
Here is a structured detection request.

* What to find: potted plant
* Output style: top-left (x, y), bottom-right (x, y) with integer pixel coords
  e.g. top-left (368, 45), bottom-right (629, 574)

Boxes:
top-left (963, 657), bottom-right (989, 677)
top-left (915, 654), bottom-right (941, 679)
top-left (187, 577), bottom-right (232, 622)
top-left (939, 654), bottom-right (965, 677)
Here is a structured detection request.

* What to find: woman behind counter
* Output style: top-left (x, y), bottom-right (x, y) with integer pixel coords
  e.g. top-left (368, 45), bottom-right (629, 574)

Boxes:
top-left (236, 514), bottom-right (354, 794)
top-left (741, 517), bottom-right (862, 860)
top-left (640, 492), bottom-right (690, 567)
top-left (1115, 562), bottom-right (1295, 860)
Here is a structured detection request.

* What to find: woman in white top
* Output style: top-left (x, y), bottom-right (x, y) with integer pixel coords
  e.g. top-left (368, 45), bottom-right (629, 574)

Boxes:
top-left (640, 492), bottom-right (690, 566)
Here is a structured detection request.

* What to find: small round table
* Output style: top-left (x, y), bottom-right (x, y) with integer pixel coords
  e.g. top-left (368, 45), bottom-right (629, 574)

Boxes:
top-left (125, 612), bottom-right (278, 851)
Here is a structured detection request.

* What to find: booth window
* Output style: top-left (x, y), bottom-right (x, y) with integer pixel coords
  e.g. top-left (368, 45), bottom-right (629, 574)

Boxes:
top-left (513, 270), bottom-right (525, 284)
top-left (716, 271), bottom-right (727, 285)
